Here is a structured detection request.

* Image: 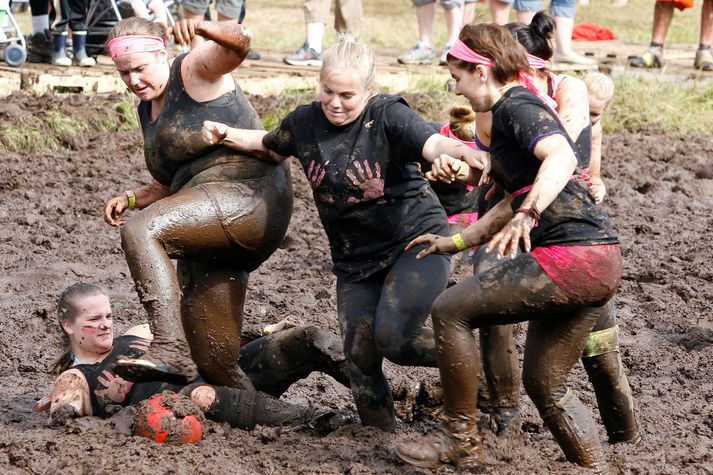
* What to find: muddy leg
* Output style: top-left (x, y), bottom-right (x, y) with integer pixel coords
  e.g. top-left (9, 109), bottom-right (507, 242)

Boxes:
top-left (337, 276), bottom-right (396, 432)
top-left (238, 325), bottom-right (350, 397)
top-left (480, 324), bottom-right (520, 434)
top-left (187, 384), bottom-right (314, 430)
top-left (582, 300), bottom-right (639, 443)
top-left (179, 260), bottom-right (254, 390)
top-left (523, 310), bottom-right (606, 471)
top-left (373, 247), bottom-right (449, 367)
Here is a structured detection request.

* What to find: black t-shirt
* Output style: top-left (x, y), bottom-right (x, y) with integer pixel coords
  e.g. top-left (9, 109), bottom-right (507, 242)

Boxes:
top-left (73, 335), bottom-right (179, 418)
top-left (489, 86), bottom-right (617, 247)
top-left (263, 94), bottom-right (449, 281)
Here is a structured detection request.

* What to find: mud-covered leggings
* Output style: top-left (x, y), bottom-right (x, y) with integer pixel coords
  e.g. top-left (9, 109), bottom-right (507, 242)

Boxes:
top-left (475, 247), bottom-right (638, 442)
top-left (121, 181), bottom-right (290, 389)
top-left (139, 325), bottom-right (350, 430)
top-left (336, 247), bottom-right (450, 431)
top-left (432, 252), bottom-right (610, 470)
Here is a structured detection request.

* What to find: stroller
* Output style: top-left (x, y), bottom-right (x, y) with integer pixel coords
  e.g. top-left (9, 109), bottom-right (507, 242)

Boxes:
top-left (0, 0), bottom-right (28, 66)
top-left (85, 0), bottom-right (180, 56)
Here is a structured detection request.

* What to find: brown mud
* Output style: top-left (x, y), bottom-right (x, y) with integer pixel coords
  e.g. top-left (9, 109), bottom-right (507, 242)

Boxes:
top-left (0, 93), bottom-right (712, 474)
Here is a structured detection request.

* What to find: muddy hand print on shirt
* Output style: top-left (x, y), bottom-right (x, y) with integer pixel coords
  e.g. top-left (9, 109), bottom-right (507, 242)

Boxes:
top-left (95, 369), bottom-right (134, 404)
top-left (346, 160), bottom-right (384, 203)
top-left (307, 160), bottom-right (328, 189)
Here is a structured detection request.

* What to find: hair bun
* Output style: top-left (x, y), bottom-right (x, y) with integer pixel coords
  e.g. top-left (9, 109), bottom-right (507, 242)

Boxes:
top-left (448, 105), bottom-right (476, 141)
top-left (529, 11), bottom-right (555, 41)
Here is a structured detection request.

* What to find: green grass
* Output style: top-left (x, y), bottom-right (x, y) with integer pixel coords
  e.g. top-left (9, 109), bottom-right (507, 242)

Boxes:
top-left (605, 74), bottom-right (713, 135)
top-left (0, 95), bottom-right (139, 153)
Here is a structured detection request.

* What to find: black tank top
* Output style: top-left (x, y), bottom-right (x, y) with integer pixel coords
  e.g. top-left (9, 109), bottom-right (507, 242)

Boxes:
top-left (138, 54), bottom-right (269, 193)
top-left (73, 335), bottom-right (178, 417)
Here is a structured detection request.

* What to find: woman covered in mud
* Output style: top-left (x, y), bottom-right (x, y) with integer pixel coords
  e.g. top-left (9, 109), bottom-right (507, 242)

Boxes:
top-left (394, 24), bottom-right (623, 471)
top-left (462, 13), bottom-right (639, 443)
top-left (102, 17), bottom-right (292, 388)
top-left (200, 35), bottom-right (487, 432)
top-left (41, 283), bottom-right (350, 431)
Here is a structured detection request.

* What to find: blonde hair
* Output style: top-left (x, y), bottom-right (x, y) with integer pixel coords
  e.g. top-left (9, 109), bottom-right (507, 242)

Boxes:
top-left (448, 105), bottom-right (476, 141)
top-left (108, 17), bottom-right (169, 43)
top-left (583, 72), bottom-right (615, 104)
top-left (320, 34), bottom-right (378, 95)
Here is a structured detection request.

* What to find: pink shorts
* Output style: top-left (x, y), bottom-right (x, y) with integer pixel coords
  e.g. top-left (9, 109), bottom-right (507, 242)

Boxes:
top-left (531, 244), bottom-right (621, 306)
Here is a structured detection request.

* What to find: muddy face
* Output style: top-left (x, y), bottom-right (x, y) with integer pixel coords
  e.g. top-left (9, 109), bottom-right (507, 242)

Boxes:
top-left (61, 294), bottom-right (114, 355)
top-left (319, 70), bottom-right (370, 126)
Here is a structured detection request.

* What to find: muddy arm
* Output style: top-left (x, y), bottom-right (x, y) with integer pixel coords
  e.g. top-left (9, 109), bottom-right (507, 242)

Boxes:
top-left (202, 121), bottom-right (287, 163)
top-left (49, 370), bottom-right (91, 425)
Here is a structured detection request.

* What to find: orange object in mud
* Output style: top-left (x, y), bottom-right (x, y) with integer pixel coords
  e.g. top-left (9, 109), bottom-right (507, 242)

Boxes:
top-left (657, 0), bottom-right (694, 10)
top-left (134, 392), bottom-right (204, 444)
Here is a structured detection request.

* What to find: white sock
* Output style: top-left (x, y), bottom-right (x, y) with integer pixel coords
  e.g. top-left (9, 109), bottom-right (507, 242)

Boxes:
top-left (32, 14), bottom-right (50, 34)
top-left (306, 22), bottom-right (325, 53)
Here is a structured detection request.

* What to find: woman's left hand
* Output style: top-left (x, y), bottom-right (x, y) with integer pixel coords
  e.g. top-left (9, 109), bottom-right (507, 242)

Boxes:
top-left (405, 233), bottom-right (458, 259)
top-left (172, 19), bottom-right (202, 46)
top-left (486, 213), bottom-right (536, 259)
top-left (202, 120), bottom-right (228, 146)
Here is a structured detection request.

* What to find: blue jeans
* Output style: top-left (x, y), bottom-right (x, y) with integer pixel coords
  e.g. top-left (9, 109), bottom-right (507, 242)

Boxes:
top-left (513, 0), bottom-right (576, 17)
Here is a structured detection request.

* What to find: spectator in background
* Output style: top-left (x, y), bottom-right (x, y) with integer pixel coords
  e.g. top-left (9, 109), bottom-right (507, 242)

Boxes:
top-left (283, 0), bottom-right (363, 67)
top-left (26, 0), bottom-right (54, 63)
top-left (398, 0), bottom-right (464, 65)
top-left (129, 0), bottom-right (169, 28)
top-left (629, 0), bottom-right (712, 70)
top-left (51, 0), bottom-right (96, 66)
top-left (514, 1), bottom-right (595, 64)
top-left (181, 0), bottom-right (261, 59)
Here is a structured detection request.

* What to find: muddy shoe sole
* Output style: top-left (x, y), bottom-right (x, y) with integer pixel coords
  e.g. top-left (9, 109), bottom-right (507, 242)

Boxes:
top-left (113, 358), bottom-right (193, 385)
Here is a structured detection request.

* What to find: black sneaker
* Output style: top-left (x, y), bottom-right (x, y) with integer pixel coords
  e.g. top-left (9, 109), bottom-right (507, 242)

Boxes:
top-left (26, 30), bottom-right (53, 63)
top-left (283, 42), bottom-right (322, 67)
top-left (247, 50), bottom-right (261, 60)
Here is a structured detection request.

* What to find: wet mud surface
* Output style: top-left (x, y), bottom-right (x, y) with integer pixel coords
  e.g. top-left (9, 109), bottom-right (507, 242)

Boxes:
top-left (0, 94), bottom-right (712, 474)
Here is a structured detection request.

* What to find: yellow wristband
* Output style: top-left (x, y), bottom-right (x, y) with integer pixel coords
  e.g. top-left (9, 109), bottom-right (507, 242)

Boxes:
top-left (125, 190), bottom-right (136, 210)
top-left (452, 233), bottom-right (468, 251)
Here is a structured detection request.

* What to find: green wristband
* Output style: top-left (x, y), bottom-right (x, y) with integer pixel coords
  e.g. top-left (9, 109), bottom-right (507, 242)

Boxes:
top-left (452, 233), bottom-right (468, 251)
top-left (125, 190), bottom-right (137, 210)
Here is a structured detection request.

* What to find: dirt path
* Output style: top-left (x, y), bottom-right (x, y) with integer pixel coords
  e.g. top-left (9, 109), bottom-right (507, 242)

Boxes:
top-left (0, 94), bottom-right (711, 474)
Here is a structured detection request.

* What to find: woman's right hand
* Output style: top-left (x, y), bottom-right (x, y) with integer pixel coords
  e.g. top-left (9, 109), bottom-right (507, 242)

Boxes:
top-left (172, 18), bottom-right (202, 46)
top-left (202, 120), bottom-right (228, 146)
top-left (104, 194), bottom-right (129, 227)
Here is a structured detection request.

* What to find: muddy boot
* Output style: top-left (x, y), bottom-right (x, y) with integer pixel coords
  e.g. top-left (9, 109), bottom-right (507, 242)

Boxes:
top-left (204, 386), bottom-right (315, 430)
top-left (489, 407), bottom-right (521, 435)
top-left (26, 30), bottom-right (53, 63)
top-left (114, 338), bottom-right (199, 386)
top-left (51, 33), bottom-right (71, 67)
top-left (694, 47), bottom-right (713, 72)
top-left (629, 46), bottom-right (663, 68)
top-left (583, 352), bottom-right (639, 444)
top-left (394, 413), bottom-right (482, 470)
top-left (540, 389), bottom-right (608, 472)
top-left (71, 33), bottom-right (95, 67)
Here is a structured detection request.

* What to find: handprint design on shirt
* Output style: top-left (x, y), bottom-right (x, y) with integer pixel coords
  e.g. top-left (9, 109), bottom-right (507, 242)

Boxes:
top-left (346, 160), bottom-right (384, 203)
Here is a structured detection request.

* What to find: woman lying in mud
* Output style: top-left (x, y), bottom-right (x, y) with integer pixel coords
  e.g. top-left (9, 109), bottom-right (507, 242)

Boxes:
top-left (394, 24), bottom-right (623, 471)
top-left (458, 14), bottom-right (639, 443)
top-left (102, 17), bottom-right (292, 388)
top-left (40, 283), bottom-right (350, 431)
top-left (200, 35), bottom-right (488, 432)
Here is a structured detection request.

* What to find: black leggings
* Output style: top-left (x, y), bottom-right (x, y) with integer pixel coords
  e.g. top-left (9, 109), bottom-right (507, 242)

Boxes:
top-left (433, 251), bottom-right (609, 470)
top-left (336, 247), bottom-right (449, 431)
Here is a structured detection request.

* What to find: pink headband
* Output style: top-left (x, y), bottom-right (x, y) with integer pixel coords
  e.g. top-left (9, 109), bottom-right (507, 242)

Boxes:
top-left (440, 122), bottom-right (476, 149)
top-left (449, 38), bottom-right (558, 115)
top-left (527, 53), bottom-right (546, 69)
top-left (108, 35), bottom-right (166, 60)
top-left (448, 39), bottom-right (494, 66)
